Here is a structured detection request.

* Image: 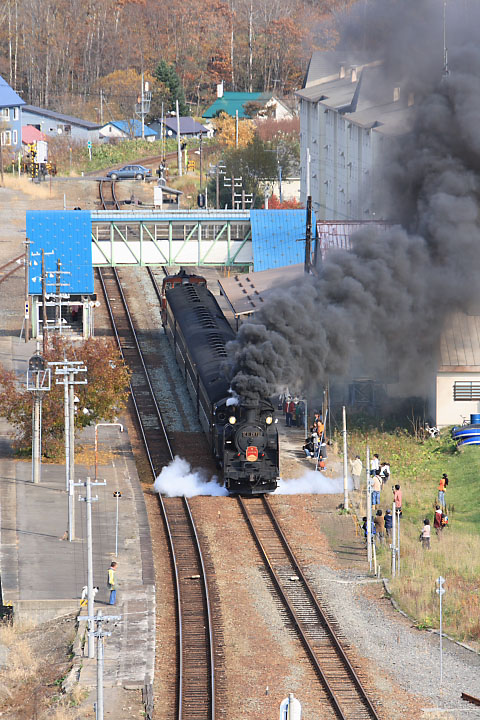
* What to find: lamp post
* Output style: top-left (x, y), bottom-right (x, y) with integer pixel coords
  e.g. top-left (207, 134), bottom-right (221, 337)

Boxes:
top-left (94, 423), bottom-right (124, 482)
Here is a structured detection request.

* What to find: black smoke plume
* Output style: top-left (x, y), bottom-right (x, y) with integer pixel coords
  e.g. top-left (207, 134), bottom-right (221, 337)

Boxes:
top-left (227, 0), bottom-right (480, 404)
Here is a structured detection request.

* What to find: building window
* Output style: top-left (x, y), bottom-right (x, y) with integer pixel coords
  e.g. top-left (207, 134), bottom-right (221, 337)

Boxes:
top-left (12, 129), bottom-right (17, 144)
top-left (13, 107), bottom-right (18, 120)
top-left (1, 131), bottom-right (12, 145)
top-left (453, 381), bottom-right (480, 401)
top-left (1, 107), bottom-right (9, 120)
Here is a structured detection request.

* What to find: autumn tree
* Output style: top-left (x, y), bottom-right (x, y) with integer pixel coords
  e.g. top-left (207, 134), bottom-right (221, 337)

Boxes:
top-left (209, 135), bottom-right (278, 207)
top-left (214, 112), bottom-right (255, 148)
top-left (0, 336), bottom-right (131, 458)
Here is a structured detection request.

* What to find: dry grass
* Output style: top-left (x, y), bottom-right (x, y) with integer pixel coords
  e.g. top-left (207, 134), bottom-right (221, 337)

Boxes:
top-left (0, 624), bottom-right (38, 683)
top-left (1, 174), bottom-right (60, 199)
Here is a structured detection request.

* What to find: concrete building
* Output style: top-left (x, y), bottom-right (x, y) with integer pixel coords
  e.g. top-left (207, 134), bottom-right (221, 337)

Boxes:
top-left (22, 105), bottom-right (101, 142)
top-left (0, 74), bottom-right (25, 153)
top-left (296, 52), bottom-right (414, 220)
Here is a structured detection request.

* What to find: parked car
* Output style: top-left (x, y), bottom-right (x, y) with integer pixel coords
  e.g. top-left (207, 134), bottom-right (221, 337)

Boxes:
top-left (106, 165), bottom-right (152, 180)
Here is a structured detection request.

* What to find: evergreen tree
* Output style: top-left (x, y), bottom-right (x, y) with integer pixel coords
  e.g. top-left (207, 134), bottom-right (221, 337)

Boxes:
top-left (153, 60), bottom-right (189, 117)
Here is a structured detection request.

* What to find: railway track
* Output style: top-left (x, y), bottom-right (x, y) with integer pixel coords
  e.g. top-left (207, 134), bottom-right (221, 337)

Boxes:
top-left (98, 179), bottom-right (120, 210)
top-left (239, 495), bottom-right (381, 720)
top-left (97, 265), bottom-right (216, 720)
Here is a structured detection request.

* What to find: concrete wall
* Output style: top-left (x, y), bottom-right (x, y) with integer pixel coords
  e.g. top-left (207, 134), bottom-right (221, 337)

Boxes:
top-left (13, 599), bottom-right (79, 627)
top-left (436, 372), bottom-right (480, 426)
top-left (299, 99), bottom-right (384, 221)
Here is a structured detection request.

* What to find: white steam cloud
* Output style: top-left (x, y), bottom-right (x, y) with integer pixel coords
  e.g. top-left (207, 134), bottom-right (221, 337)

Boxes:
top-left (154, 456), bottom-right (227, 497)
top-left (276, 473), bottom-right (353, 495)
top-left (154, 457), bottom-right (351, 497)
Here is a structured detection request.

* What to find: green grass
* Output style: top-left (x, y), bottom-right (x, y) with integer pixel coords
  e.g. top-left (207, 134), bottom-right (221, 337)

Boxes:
top-left (347, 425), bottom-right (480, 644)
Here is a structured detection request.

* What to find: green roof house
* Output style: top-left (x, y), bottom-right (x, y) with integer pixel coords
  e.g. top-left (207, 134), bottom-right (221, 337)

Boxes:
top-left (203, 91), bottom-right (293, 120)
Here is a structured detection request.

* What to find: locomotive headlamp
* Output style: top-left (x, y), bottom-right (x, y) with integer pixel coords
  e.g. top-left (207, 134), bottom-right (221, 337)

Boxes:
top-left (228, 416), bottom-right (237, 425)
top-left (265, 416), bottom-right (273, 425)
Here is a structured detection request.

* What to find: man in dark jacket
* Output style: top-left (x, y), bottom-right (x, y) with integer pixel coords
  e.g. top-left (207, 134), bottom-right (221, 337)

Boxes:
top-left (384, 509), bottom-right (393, 538)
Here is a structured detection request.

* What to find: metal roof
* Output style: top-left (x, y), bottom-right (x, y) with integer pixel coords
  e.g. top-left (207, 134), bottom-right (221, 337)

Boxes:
top-left (0, 75), bottom-right (25, 108)
top-left (218, 264), bottom-right (304, 317)
top-left (22, 125), bottom-right (47, 143)
top-left (27, 210), bottom-right (94, 295)
top-left (250, 209), bottom-right (315, 271)
top-left (163, 117), bottom-right (207, 134)
top-left (203, 91), bottom-right (275, 118)
top-left (439, 313), bottom-right (480, 370)
top-left (23, 104), bottom-right (100, 129)
top-left (101, 120), bottom-right (156, 137)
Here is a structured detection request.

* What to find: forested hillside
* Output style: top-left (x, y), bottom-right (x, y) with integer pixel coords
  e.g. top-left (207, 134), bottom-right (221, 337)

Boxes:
top-left (0, 0), bottom-right (348, 120)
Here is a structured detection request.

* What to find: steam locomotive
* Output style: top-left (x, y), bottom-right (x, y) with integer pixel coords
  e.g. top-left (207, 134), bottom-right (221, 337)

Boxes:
top-left (162, 272), bottom-right (279, 494)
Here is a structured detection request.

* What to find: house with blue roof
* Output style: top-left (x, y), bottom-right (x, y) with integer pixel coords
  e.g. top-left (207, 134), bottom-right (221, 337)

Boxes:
top-left (99, 119), bottom-right (156, 142)
top-left (0, 75), bottom-right (25, 153)
top-left (203, 91), bottom-right (293, 120)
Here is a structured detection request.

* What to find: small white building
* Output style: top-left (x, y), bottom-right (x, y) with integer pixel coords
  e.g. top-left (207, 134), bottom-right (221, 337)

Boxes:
top-left (435, 313), bottom-right (480, 427)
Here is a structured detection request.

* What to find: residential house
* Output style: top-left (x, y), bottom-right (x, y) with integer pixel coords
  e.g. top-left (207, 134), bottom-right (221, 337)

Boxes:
top-left (150, 117), bottom-right (208, 139)
top-left (203, 92), bottom-right (293, 121)
top-left (22, 104), bottom-right (101, 142)
top-left (0, 74), bottom-right (25, 153)
top-left (99, 119), bottom-right (156, 142)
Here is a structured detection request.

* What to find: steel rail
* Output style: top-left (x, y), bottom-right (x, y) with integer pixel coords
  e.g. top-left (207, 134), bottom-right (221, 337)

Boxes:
top-left (462, 692), bottom-right (480, 706)
top-left (0, 253), bottom-right (24, 284)
top-left (98, 265), bottom-right (215, 720)
top-left (98, 179), bottom-right (120, 210)
top-left (238, 495), bottom-right (381, 720)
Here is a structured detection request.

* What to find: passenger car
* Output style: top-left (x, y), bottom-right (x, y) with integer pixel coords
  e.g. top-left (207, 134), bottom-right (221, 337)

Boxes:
top-left (106, 165), bottom-right (152, 180)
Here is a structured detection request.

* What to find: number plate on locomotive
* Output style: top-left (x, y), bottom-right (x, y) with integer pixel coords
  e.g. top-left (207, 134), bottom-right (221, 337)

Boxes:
top-left (246, 446), bottom-right (259, 462)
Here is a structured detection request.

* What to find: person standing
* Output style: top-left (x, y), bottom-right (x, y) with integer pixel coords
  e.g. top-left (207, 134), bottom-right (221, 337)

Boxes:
top-left (384, 508), bottom-right (393, 539)
top-left (350, 455), bottom-right (363, 491)
top-left (285, 397), bottom-right (295, 427)
top-left (370, 453), bottom-right (380, 477)
top-left (374, 509), bottom-right (385, 544)
top-left (107, 561), bottom-right (118, 605)
top-left (434, 505), bottom-right (443, 535)
top-left (438, 474), bottom-right (447, 509)
top-left (371, 472), bottom-right (381, 508)
top-left (420, 519), bottom-right (431, 549)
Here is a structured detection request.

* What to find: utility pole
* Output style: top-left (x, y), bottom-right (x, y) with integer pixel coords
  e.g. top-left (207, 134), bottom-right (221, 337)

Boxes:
top-left (41, 249), bottom-right (48, 354)
top-left (199, 134), bottom-right (203, 189)
top-left (342, 405), bottom-right (348, 510)
top-left (305, 196), bottom-right (312, 274)
top-left (216, 165), bottom-right (220, 209)
top-left (78, 476), bottom-right (106, 659)
top-left (51, 361), bottom-right (87, 542)
top-left (88, 609), bottom-right (121, 720)
top-left (24, 238), bottom-right (31, 342)
top-left (235, 109), bottom-right (239, 148)
top-left (176, 99), bottom-right (182, 176)
top-left (392, 501), bottom-right (396, 577)
top-left (366, 446), bottom-right (372, 569)
top-left (27, 354), bottom-right (51, 484)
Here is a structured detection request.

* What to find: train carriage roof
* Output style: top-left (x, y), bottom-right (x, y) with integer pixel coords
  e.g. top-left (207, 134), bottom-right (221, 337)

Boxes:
top-left (166, 283), bottom-right (235, 406)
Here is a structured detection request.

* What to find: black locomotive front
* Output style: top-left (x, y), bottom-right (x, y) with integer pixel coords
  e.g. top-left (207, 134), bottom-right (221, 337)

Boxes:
top-left (164, 277), bottom-right (279, 495)
top-left (222, 402), bottom-right (278, 494)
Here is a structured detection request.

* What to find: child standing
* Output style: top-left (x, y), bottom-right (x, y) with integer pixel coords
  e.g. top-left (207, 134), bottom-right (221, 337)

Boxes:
top-left (420, 519), bottom-right (431, 549)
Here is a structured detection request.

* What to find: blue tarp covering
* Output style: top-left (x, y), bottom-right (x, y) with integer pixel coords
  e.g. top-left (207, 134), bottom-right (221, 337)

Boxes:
top-left (27, 210), bottom-right (94, 295)
top-left (250, 209), bottom-right (316, 271)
